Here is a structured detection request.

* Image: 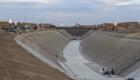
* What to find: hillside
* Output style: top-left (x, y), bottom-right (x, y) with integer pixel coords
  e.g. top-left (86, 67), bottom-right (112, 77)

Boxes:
top-left (0, 31), bottom-right (72, 80)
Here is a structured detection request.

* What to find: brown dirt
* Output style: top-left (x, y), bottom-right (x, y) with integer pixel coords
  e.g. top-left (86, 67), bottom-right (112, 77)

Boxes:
top-left (0, 32), bottom-right (73, 80)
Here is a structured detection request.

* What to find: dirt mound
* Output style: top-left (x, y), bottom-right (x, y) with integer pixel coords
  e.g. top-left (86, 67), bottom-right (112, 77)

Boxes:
top-left (0, 32), bottom-right (73, 80)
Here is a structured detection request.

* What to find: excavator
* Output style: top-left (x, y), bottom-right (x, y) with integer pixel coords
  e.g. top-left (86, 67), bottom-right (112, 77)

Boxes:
top-left (75, 23), bottom-right (82, 28)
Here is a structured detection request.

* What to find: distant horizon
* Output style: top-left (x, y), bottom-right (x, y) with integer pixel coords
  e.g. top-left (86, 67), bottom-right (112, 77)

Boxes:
top-left (1, 0), bottom-right (140, 26)
top-left (0, 20), bottom-right (140, 27)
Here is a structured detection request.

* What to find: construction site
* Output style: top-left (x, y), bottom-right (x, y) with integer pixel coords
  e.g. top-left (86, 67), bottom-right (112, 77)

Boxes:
top-left (0, 21), bottom-right (140, 80)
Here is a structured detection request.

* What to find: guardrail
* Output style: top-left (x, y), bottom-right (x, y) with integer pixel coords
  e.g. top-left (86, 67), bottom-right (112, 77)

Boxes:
top-left (115, 53), bottom-right (140, 75)
top-left (25, 32), bottom-right (65, 60)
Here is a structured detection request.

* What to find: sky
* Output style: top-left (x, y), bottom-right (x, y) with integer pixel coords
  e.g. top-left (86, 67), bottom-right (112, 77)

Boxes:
top-left (0, 0), bottom-right (140, 26)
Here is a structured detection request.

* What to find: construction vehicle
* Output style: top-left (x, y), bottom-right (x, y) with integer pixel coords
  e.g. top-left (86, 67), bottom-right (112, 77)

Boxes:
top-left (75, 23), bottom-right (82, 28)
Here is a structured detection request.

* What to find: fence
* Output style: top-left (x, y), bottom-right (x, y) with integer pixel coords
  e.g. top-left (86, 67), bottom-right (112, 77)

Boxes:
top-left (115, 52), bottom-right (140, 75)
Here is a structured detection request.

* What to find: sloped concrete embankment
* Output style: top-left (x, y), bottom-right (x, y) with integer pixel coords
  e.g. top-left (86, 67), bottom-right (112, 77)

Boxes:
top-left (81, 31), bottom-right (140, 76)
top-left (14, 31), bottom-right (75, 79)
top-left (25, 31), bottom-right (70, 61)
top-left (57, 29), bottom-right (73, 38)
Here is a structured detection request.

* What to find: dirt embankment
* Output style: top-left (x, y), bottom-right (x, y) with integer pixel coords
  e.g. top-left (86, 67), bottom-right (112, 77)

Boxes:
top-left (0, 32), bottom-right (73, 80)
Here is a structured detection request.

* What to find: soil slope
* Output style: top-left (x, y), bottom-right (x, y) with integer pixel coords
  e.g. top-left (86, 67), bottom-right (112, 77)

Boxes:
top-left (0, 32), bottom-right (73, 80)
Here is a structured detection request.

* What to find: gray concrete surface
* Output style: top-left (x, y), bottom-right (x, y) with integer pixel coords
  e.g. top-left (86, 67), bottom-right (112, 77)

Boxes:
top-left (57, 29), bottom-right (73, 38)
top-left (14, 35), bottom-right (76, 79)
top-left (26, 30), bottom-right (69, 61)
top-left (122, 60), bottom-right (140, 76)
top-left (80, 30), bottom-right (94, 40)
top-left (127, 67), bottom-right (140, 80)
top-left (63, 40), bottom-right (104, 79)
top-left (15, 30), bottom-right (140, 79)
top-left (63, 40), bottom-right (125, 80)
top-left (81, 31), bottom-right (140, 76)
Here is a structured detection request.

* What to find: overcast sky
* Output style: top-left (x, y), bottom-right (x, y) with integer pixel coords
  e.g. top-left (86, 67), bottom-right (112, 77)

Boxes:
top-left (0, 0), bottom-right (140, 26)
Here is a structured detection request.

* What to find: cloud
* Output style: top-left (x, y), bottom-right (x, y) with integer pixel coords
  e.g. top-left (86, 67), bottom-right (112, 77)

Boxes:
top-left (0, 0), bottom-right (140, 26)
top-left (97, 0), bottom-right (140, 5)
top-left (115, 2), bottom-right (132, 5)
top-left (138, 7), bottom-right (140, 9)
top-left (0, 0), bottom-right (16, 2)
top-left (0, 0), bottom-right (52, 4)
top-left (40, 12), bottom-right (94, 18)
top-left (101, 7), bottom-right (114, 11)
